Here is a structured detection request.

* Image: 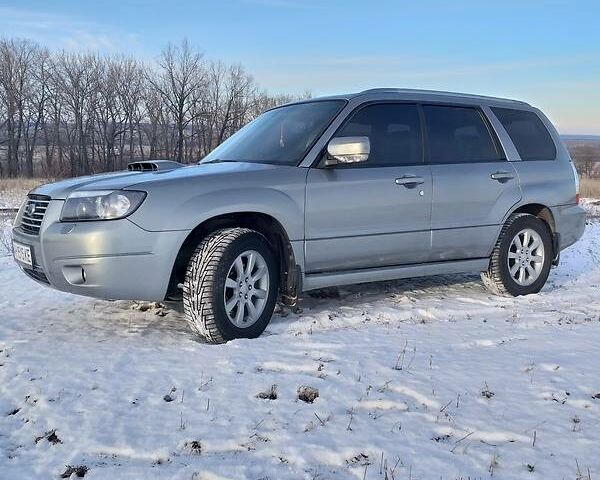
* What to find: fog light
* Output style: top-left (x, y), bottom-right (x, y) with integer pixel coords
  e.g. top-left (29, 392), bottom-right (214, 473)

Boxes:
top-left (62, 265), bottom-right (87, 285)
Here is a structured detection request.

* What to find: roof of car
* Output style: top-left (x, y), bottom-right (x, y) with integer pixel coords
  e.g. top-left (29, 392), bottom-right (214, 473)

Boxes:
top-left (311, 88), bottom-right (530, 107)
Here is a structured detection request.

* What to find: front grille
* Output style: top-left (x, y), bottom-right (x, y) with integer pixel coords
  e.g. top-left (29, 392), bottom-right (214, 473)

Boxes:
top-left (20, 195), bottom-right (50, 235)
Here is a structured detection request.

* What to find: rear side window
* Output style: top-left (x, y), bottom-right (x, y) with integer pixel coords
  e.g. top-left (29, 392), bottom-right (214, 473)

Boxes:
top-left (334, 103), bottom-right (422, 166)
top-left (423, 105), bottom-right (504, 164)
top-left (491, 107), bottom-right (556, 161)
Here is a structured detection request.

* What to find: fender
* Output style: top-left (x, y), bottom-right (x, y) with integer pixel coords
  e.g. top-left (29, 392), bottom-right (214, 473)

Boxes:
top-left (126, 165), bottom-right (308, 243)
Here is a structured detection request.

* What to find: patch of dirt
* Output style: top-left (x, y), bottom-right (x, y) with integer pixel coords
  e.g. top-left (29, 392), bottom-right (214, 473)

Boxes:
top-left (297, 385), bottom-right (319, 403)
top-left (60, 465), bottom-right (88, 478)
top-left (35, 429), bottom-right (62, 445)
top-left (308, 287), bottom-right (340, 299)
top-left (256, 385), bottom-right (278, 400)
top-left (184, 440), bottom-right (202, 454)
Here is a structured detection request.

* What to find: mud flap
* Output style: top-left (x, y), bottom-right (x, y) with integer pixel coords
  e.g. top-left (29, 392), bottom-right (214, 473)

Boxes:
top-left (552, 232), bottom-right (561, 267)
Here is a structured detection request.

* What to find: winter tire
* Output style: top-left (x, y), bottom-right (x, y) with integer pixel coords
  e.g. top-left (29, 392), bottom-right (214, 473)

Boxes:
top-left (183, 228), bottom-right (279, 344)
top-left (481, 213), bottom-right (553, 297)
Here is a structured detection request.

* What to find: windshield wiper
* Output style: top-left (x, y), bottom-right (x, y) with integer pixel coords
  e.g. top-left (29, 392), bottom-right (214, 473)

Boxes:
top-left (199, 159), bottom-right (238, 165)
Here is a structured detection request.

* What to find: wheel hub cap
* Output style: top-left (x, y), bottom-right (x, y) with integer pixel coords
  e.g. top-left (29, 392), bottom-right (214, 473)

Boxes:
top-left (507, 228), bottom-right (545, 286)
top-left (223, 250), bottom-right (269, 328)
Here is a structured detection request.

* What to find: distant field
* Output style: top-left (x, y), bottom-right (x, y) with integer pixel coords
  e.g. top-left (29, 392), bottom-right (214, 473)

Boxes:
top-left (581, 178), bottom-right (600, 198)
top-left (0, 178), bottom-right (49, 192)
top-left (1, 176), bottom-right (599, 209)
top-left (0, 178), bottom-right (51, 209)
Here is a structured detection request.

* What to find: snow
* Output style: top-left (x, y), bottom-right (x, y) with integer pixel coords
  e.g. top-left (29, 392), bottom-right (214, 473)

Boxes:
top-left (1, 204), bottom-right (599, 479)
top-left (0, 188), bottom-right (26, 210)
top-left (581, 198), bottom-right (600, 218)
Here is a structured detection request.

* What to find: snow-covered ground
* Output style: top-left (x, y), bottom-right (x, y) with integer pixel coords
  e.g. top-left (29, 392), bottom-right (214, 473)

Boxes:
top-left (581, 198), bottom-right (600, 218)
top-left (1, 206), bottom-right (599, 479)
top-left (0, 181), bottom-right (38, 210)
top-left (0, 194), bottom-right (21, 210)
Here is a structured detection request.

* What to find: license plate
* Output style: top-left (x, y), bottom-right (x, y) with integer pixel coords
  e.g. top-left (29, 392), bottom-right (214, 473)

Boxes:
top-left (13, 241), bottom-right (33, 267)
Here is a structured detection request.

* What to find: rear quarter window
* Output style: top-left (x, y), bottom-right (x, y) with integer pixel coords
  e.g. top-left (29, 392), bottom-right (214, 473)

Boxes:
top-left (491, 107), bottom-right (557, 161)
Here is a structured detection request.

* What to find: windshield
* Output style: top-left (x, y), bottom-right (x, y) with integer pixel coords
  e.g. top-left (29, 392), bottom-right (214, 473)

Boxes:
top-left (200, 100), bottom-right (346, 166)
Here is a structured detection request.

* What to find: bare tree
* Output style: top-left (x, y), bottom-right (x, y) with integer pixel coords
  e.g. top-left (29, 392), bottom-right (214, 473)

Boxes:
top-left (51, 51), bottom-right (101, 176)
top-left (149, 39), bottom-right (207, 162)
top-left (0, 38), bottom-right (40, 177)
top-left (22, 46), bottom-right (51, 177)
top-left (567, 143), bottom-right (600, 178)
top-left (0, 36), bottom-right (306, 178)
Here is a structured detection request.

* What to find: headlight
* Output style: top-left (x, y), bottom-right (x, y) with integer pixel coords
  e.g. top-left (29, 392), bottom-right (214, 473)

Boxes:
top-left (61, 190), bottom-right (146, 221)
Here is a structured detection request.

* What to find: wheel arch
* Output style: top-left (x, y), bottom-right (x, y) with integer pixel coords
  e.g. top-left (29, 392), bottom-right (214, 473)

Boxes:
top-left (505, 203), bottom-right (556, 233)
top-left (500, 202), bottom-right (558, 262)
top-left (166, 211), bottom-right (299, 303)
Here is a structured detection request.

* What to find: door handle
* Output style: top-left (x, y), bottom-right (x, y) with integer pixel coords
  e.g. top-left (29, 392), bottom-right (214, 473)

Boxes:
top-left (395, 175), bottom-right (425, 188)
top-left (490, 171), bottom-right (514, 183)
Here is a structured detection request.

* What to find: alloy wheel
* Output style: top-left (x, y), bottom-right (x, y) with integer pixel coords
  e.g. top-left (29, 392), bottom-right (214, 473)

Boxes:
top-left (507, 228), bottom-right (545, 286)
top-left (223, 250), bottom-right (270, 328)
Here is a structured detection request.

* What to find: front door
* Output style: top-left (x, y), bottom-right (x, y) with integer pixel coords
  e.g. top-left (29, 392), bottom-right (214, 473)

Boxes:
top-left (304, 103), bottom-right (432, 273)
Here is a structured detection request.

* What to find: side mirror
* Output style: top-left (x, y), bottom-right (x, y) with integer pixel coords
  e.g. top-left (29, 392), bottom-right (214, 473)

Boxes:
top-left (325, 136), bottom-right (370, 166)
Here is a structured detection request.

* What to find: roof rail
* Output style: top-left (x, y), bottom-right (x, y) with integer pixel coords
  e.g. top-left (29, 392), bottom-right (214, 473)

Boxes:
top-left (357, 88), bottom-right (529, 105)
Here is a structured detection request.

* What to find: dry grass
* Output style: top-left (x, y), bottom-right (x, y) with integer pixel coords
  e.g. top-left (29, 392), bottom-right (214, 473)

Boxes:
top-left (1, 176), bottom-right (599, 203)
top-left (0, 178), bottom-right (52, 195)
top-left (0, 178), bottom-right (53, 210)
top-left (580, 178), bottom-right (600, 198)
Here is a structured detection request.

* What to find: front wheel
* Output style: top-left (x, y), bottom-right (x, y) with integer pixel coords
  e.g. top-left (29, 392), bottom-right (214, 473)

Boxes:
top-left (481, 213), bottom-right (553, 296)
top-left (183, 228), bottom-right (279, 344)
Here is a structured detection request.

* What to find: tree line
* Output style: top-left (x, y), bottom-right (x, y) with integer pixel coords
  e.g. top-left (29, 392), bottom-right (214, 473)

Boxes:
top-left (566, 140), bottom-right (600, 178)
top-left (0, 37), bottom-right (304, 178)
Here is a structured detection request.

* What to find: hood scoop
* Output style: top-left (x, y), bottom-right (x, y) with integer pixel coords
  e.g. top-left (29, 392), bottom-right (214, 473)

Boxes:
top-left (127, 160), bottom-right (185, 172)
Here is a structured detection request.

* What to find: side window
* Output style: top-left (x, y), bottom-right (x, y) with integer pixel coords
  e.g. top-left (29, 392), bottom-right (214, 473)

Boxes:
top-left (423, 105), bottom-right (505, 164)
top-left (491, 107), bottom-right (557, 161)
top-left (334, 103), bottom-right (422, 166)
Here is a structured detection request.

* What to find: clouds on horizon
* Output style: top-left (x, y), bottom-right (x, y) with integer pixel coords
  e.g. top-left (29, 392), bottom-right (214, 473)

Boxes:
top-left (0, 6), bottom-right (139, 52)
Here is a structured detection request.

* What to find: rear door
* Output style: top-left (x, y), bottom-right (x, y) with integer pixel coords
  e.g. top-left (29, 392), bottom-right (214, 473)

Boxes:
top-left (424, 104), bottom-right (522, 261)
top-left (304, 103), bottom-right (432, 273)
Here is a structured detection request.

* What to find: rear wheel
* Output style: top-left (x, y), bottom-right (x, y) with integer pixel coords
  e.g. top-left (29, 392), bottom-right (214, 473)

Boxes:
top-left (183, 228), bottom-right (279, 343)
top-left (481, 213), bottom-right (553, 296)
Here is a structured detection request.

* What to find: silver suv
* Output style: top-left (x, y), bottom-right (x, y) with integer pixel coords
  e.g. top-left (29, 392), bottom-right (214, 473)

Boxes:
top-left (12, 89), bottom-right (586, 343)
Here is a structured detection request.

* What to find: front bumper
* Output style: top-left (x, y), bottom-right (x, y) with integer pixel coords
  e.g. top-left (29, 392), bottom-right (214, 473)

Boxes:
top-left (12, 200), bottom-right (189, 301)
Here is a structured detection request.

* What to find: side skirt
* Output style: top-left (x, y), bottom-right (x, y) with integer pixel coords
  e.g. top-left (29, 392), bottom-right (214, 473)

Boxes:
top-left (302, 258), bottom-right (489, 291)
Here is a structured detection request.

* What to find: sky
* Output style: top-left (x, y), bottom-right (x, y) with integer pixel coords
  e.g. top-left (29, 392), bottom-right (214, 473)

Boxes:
top-left (1, 0), bottom-right (599, 134)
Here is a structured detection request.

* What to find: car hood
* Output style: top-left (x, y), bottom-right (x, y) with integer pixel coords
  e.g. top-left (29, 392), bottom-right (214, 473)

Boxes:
top-left (32, 162), bottom-right (286, 199)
